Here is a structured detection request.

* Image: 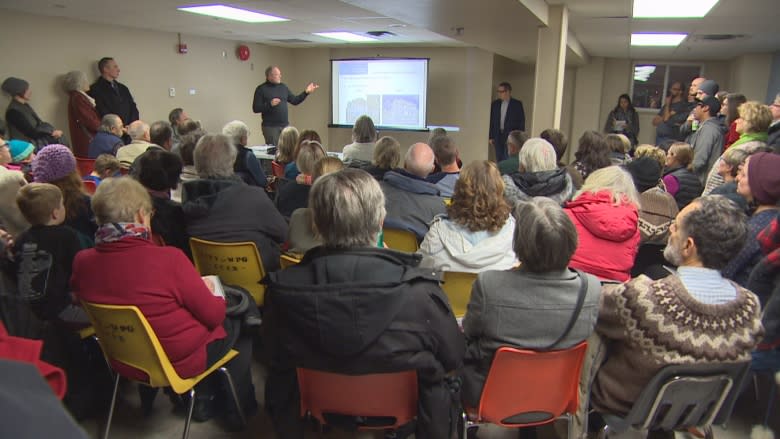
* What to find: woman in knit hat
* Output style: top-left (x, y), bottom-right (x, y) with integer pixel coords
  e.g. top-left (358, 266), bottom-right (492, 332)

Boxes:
top-left (2, 77), bottom-right (67, 148)
top-left (722, 152), bottom-right (780, 286)
top-left (31, 145), bottom-right (95, 245)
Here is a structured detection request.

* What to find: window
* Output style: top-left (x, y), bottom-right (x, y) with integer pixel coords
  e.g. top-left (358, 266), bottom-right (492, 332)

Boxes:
top-left (631, 63), bottom-right (702, 109)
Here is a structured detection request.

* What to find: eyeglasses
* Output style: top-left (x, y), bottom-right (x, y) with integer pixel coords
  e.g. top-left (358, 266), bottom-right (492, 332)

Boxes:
top-left (497, 89), bottom-right (507, 93)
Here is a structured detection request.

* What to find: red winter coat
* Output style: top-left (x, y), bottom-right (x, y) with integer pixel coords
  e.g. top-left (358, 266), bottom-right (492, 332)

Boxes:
top-left (67, 91), bottom-right (101, 158)
top-left (0, 323), bottom-right (67, 399)
top-left (564, 191), bottom-right (640, 282)
top-left (71, 237), bottom-right (226, 380)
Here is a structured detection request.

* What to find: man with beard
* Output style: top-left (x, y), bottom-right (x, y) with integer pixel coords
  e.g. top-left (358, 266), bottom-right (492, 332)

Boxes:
top-left (653, 81), bottom-right (692, 147)
top-left (589, 195), bottom-right (763, 434)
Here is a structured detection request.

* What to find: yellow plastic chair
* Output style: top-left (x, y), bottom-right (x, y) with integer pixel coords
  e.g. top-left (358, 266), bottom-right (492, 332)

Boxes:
top-left (189, 238), bottom-right (266, 306)
top-left (383, 228), bottom-right (419, 252)
top-left (81, 301), bottom-right (244, 439)
top-left (280, 252), bottom-right (303, 269)
top-left (441, 271), bottom-right (478, 319)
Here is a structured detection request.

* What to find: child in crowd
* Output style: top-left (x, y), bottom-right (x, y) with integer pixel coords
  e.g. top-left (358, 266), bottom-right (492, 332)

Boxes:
top-left (83, 154), bottom-right (120, 185)
top-left (13, 183), bottom-right (88, 326)
top-left (7, 139), bottom-right (35, 179)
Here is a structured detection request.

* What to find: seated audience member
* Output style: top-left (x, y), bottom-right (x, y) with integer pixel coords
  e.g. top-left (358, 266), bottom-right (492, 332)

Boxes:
top-left (426, 135), bottom-right (461, 197)
top-left (284, 130), bottom-right (321, 180)
top-left (275, 140), bottom-right (326, 218)
top-left (13, 183), bottom-right (88, 325)
top-left (63, 70), bottom-right (101, 158)
top-left (71, 177), bottom-right (257, 429)
top-left (2, 77), bottom-right (68, 147)
top-left (569, 130), bottom-right (610, 188)
top-left (722, 152), bottom-right (780, 286)
top-left (381, 143), bottom-right (446, 237)
top-left (497, 130), bottom-right (529, 176)
top-left (564, 166), bottom-right (640, 282)
top-left (503, 138), bottom-right (575, 206)
top-left (591, 195), bottom-right (763, 425)
top-left (625, 156), bottom-right (678, 246)
top-left (274, 126), bottom-right (299, 167)
top-left (133, 149), bottom-right (189, 257)
top-left (768, 93), bottom-right (780, 152)
top-left (541, 128), bottom-right (569, 167)
top-left (265, 168), bottom-right (464, 439)
top-left (662, 142), bottom-right (703, 210)
top-left (606, 134), bottom-right (631, 165)
top-left (31, 145), bottom-right (95, 244)
top-left (604, 93), bottom-right (640, 146)
top-left (342, 115), bottom-right (378, 162)
top-left (87, 114), bottom-right (124, 159)
top-left (703, 101), bottom-right (771, 194)
top-left (168, 107), bottom-right (188, 151)
top-left (171, 130), bottom-right (205, 202)
top-left (182, 134), bottom-right (287, 272)
top-left (748, 217), bottom-right (780, 367)
top-left (362, 136), bottom-right (401, 181)
top-left (149, 120), bottom-right (173, 151)
top-left (461, 197), bottom-right (601, 407)
top-left (633, 144), bottom-right (666, 167)
top-left (116, 120), bottom-right (152, 169)
top-left (84, 154), bottom-right (120, 186)
top-left (222, 120), bottom-right (268, 188)
top-left (177, 119), bottom-right (202, 137)
top-left (428, 127), bottom-right (447, 144)
top-left (287, 157), bottom-right (344, 253)
top-left (723, 93), bottom-right (747, 150)
top-left (709, 147), bottom-right (752, 210)
top-left (8, 139), bottom-right (35, 178)
top-left (419, 160), bottom-right (516, 272)
top-left (0, 138), bottom-right (29, 235)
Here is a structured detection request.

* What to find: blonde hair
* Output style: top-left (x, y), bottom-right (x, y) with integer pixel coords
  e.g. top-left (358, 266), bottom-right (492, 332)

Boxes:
top-left (16, 183), bottom-right (62, 226)
top-left (296, 141), bottom-right (327, 176)
top-left (276, 126), bottom-right (299, 163)
top-left (92, 177), bottom-right (152, 225)
top-left (313, 157), bottom-right (344, 180)
top-left (373, 136), bottom-right (401, 169)
top-left (634, 144), bottom-right (666, 169)
top-left (574, 166), bottom-right (640, 207)
top-left (605, 134), bottom-right (629, 154)
top-left (94, 154), bottom-right (120, 175)
top-left (669, 142), bottom-right (695, 170)
top-left (738, 101), bottom-right (773, 133)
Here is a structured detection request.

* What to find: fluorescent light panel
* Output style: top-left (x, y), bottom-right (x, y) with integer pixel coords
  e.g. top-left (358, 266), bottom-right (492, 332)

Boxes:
top-left (631, 33), bottom-right (687, 46)
top-left (633, 0), bottom-right (719, 18)
top-left (177, 5), bottom-right (288, 23)
top-left (313, 32), bottom-right (377, 42)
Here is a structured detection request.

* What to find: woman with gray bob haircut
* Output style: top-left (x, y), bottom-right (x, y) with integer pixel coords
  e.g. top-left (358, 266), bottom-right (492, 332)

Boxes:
top-left (194, 133), bottom-right (238, 179)
top-left (310, 168), bottom-right (385, 248)
top-left (64, 70), bottom-right (100, 157)
top-left (502, 137), bottom-right (575, 207)
top-left (460, 196), bottom-right (601, 408)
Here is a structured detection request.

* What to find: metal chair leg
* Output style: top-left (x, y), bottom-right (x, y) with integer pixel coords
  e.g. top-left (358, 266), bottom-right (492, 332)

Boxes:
top-left (182, 388), bottom-right (196, 439)
top-left (566, 413), bottom-right (574, 439)
top-left (219, 367), bottom-right (246, 427)
top-left (764, 379), bottom-right (777, 426)
top-left (102, 374), bottom-right (120, 439)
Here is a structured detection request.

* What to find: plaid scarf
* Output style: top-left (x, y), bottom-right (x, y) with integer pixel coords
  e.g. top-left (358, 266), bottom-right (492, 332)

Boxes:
top-left (95, 222), bottom-right (150, 245)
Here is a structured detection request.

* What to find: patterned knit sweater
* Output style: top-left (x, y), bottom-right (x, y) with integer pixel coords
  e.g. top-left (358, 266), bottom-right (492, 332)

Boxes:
top-left (591, 274), bottom-right (763, 416)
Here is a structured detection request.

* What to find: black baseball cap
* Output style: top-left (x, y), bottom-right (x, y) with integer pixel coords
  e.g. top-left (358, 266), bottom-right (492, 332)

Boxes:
top-left (696, 96), bottom-right (721, 114)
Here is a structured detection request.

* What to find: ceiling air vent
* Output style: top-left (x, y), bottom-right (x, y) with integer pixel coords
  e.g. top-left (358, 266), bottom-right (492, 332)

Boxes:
top-left (366, 31), bottom-right (396, 37)
top-left (271, 38), bottom-right (313, 44)
top-left (693, 34), bottom-right (746, 41)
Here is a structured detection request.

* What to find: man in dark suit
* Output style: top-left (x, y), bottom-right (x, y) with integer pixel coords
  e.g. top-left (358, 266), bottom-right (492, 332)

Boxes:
top-left (88, 57), bottom-right (139, 143)
top-left (489, 82), bottom-right (525, 162)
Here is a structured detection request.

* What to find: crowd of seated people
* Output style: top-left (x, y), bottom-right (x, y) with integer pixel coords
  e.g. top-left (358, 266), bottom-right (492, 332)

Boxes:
top-left (1, 72), bottom-right (779, 438)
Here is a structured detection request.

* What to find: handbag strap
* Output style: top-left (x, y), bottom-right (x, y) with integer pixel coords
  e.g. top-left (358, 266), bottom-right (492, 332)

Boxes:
top-left (542, 269), bottom-right (589, 350)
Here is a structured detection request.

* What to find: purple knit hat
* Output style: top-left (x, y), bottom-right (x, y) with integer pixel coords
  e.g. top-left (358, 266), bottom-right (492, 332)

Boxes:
top-left (32, 144), bottom-right (77, 183)
top-left (747, 152), bottom-right (780, 205)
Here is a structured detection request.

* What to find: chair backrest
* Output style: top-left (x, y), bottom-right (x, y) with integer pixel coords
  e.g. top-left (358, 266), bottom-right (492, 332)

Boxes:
top-left (297, 368), bottom-right (418, 430)
top-left (382, 228), bottom-right (419, 252)
top-left (75, 157), bottom-right (95, 177)
top-left (82, 179), bottom-right (97, 195)
top-left (189, 237), bottom-right (266, 306)
top-left (271, 160), bottom-right (285, 177)
top-left (475, 341), bottom-right (588, 427)
top-left (622, 361), bottom-right (750, 431)
top-left (80, 301), bottom-right (186, 392)
top-left (280, 252), bottom-right (302, 269)
top-left (441, 271), bottom-right (477, 318)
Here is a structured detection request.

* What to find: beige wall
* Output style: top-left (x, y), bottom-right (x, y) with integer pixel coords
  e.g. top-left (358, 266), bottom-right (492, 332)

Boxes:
top-left (729, 53), bottom-right (773, 102)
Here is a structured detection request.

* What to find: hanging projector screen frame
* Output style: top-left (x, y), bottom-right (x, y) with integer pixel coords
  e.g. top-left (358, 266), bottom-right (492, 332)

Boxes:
top-left (329, 57), bottom-right (430, 132)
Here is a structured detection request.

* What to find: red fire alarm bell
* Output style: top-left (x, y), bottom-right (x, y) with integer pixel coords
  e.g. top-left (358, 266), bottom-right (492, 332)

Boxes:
top-left (237, 45), bottom-right (250, 61)
top-left (178, 44), bottom-right (188, 54)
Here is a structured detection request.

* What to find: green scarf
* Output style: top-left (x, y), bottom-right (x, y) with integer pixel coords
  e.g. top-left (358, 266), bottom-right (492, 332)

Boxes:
top-left (732, 131), bottom-right (768, 148)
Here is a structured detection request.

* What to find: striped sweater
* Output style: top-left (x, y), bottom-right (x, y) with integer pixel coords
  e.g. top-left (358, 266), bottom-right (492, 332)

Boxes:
top-left (591, 274), bottom-right (763, 416)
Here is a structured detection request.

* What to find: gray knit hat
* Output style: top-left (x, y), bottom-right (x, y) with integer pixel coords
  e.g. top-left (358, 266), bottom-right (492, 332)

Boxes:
top-left (1, 77), bottom-right (29, 97)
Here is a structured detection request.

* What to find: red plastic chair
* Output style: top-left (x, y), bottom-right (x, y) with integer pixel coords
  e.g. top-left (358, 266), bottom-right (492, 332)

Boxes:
top-left (76, 157), bottom-right (96, 177)
top-left (463, 341), bottom-right (588, 438)
top-left (297, 368), bottom-right (418, 433)
top-left (271, 160), bottom-right (285, 178)
top-left (82, 180), bottom-right (97, 195)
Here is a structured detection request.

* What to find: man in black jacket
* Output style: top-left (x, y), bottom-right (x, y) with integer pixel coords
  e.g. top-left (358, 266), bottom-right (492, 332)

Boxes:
top-left (264, 168), bottom-right (464, 438)
top-left (88, 57), bottom-right (139, 143)
top-left (252, 66), bottom-right (318, 146)
top-left (489, 82), bottom-right (525, 162)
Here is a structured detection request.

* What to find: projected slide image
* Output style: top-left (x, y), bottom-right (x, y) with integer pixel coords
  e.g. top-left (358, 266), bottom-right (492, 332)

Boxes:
top-left (346, 95), bottom-right (380, 124)
top-left (382, 95), bottom-right (419, 126)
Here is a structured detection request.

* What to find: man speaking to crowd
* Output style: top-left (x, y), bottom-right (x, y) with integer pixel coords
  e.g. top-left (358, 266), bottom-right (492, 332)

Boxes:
top-left (252, 66), bottom-right (318, 146)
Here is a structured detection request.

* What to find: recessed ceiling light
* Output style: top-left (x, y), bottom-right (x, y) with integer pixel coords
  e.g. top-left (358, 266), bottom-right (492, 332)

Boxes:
top-left (633, 0), bottom-right (719, 18)
top-left (631, 33), bottom-right (687, 46)
top-left (178, 5), bottom-right (288, 23)
top-left (313, 32), bottom-right (377, 42)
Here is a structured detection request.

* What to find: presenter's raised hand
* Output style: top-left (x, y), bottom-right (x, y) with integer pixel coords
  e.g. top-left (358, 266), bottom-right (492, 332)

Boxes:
top-left (305, 82), bottom-right (319, 94)
top-left (271, 98), bottom-right (281, 107)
